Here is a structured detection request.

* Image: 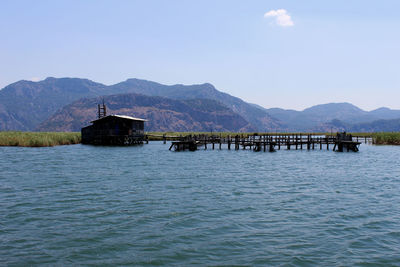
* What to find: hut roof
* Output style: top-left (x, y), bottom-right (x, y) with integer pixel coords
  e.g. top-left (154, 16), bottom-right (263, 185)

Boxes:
top-left (91, 114), bottom-right (147, 123)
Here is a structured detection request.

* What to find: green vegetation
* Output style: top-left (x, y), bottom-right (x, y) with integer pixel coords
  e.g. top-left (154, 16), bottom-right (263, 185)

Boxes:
top-left (1, 131), bottom-right (399, 147)
top-left (0, 131), bottom-right (81, 147)
top-left (371, 132), bottom-right (400, 145)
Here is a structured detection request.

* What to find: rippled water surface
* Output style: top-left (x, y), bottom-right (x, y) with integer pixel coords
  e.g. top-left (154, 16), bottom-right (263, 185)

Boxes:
top-left (1, 143), bottom-right (400, 266)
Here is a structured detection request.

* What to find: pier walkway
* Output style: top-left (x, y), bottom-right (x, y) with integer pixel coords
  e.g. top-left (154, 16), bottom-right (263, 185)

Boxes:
top-left (158, 133), bottom-right (368, 152)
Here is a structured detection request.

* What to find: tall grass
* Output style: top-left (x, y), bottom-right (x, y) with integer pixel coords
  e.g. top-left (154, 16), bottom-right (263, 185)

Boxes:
top-left (371, 132), bottom-right (400, 145)
top-left (0, 132), bottom-right (81, 147)
top-left (2, 131), bottom-right (398, 146)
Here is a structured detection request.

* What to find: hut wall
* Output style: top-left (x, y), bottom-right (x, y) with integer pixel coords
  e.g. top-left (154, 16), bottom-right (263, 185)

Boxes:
top-left (81, 116), bottom-right (145, 145)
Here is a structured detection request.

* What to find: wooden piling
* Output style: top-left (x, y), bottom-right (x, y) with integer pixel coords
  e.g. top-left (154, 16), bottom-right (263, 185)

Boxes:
top-left (300, 134), bottom-right (303, 150)
top-left (278, 135), bottom-right (281, 150)
top-left (166, 132), bottom-right (362, 153)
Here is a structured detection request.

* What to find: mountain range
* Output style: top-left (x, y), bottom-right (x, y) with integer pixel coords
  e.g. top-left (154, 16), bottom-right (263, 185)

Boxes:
top-left (265, 103), bottom-right (400, 132)
top-left (38, 94), bottom-right (253, 132)
top-left (1, 77), bottom-right (400, 132)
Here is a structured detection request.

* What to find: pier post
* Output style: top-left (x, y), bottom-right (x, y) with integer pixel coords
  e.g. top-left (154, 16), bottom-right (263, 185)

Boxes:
top-left (235, 136), bottom-right (239, 150)
top-left (269, 137), bottom-right (275, 152)
top-left (278, 135), bottom-right (281, 150)
top-left (300, 134), bottom-right (303, 150)
top-left (310, 134), bottom-right (313, 149)
top-left (249, 136), bottom-right (252, 150)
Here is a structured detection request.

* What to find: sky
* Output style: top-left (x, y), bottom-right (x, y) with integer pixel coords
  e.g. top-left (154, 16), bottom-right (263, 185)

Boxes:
top-left (1, 0), bottom-right (400, 111)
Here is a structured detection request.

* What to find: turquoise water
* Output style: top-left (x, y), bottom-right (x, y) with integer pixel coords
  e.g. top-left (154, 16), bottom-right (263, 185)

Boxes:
top-left (1, 143), bottom-right (400, 266)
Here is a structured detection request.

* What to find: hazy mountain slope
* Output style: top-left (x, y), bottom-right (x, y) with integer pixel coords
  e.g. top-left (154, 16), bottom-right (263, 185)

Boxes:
top-left (108, 79), bottom-right (281, 131)
top-left (0, 78), bottom-right (107, 130)
top-left (3, 77), bottom-right (400, 132)
top-left (265, 103), bottom-right (399, 131)
top-left (265, 108), bottom-right (308, 131)
top-left (0, 77), bottom-right (280, 131)
top-left (302, 103), bottom-right (369, 121)
top-left (350, 118), bottom-right (400, 132)
top-left (37, 93), bottom-right (254, 132)
top-left (314, 118), bottom-right (400, 132)
top-left (369, 107), bottom-right (400, 120)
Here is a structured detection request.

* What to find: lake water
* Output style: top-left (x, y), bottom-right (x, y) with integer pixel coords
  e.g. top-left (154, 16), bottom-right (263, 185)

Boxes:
top-left (1, 142), bottom-right (400, 266)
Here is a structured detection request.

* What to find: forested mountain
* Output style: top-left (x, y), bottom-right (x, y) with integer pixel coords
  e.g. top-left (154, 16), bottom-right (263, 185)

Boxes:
top-left (0, 78), bottom-right (107, 130)
top-left (0, 78), bottom-right (279, 131)
top-left (108, 78), bottom-right (281, 131)
top-left (1, 77), bottom-right (400, 132)
top-left (38, 93), bottom-right (254, 132)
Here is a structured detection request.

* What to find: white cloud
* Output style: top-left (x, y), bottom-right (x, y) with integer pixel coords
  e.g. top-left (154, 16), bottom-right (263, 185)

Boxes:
top-left (264, 9), bottom-right (294, 27)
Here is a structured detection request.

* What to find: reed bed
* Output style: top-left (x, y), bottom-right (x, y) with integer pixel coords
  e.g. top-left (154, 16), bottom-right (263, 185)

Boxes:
top-left (371, 132), bottom-right (400, 145)
top-left (2, 131), bottom-right (399, 147)
top-left (0, 132), bottom-right (81, 147)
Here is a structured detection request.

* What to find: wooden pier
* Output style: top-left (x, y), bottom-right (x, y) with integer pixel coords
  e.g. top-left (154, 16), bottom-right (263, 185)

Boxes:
top-left (164, 133), bottom-right (365, 152)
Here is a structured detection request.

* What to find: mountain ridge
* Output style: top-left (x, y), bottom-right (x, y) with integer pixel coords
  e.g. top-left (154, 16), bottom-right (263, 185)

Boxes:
top-left (0, 77), bottom-right (280, 131)
top-left (2, 77), bottom-right (400, 132)
top-left (38, 93), bottom-right (254, 132)
top-left (0, 78), bottom-right (107, 130)
top-left (265, 102), bottom-right (400, 131)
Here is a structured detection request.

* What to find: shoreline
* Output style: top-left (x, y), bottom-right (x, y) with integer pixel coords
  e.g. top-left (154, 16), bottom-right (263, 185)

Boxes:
top-left (1, 131), bottom-right (399, 147)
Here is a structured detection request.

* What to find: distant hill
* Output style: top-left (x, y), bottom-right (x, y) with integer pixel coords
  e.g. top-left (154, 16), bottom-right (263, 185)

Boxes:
top-left (2, 77), bottom-right (400, 132)
top-left (302, 103), bottom-right (369, 122)
top-left (108, 78), bottom-right (281, 131)
top-left (314, 118), bottom-right (400, 133)
top-left (266, 103), bottom-right (400, 131)
top-left (0, 77), bottom-right (280, 131)
top-left (369, 107), bottom-right (400, 120)
top-left (0, 78), bottom-right (107, 130)
top-left (38, 93), bottom-right (254, 132)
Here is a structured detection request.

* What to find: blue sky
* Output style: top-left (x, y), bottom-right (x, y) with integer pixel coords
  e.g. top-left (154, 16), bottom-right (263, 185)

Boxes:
top-left (1, 0), bottom-right (400, 110)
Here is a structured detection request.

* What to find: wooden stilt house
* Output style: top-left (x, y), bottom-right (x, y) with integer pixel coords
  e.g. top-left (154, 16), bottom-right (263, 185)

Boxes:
top-left (81, 102), bottom-right (147, 145)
